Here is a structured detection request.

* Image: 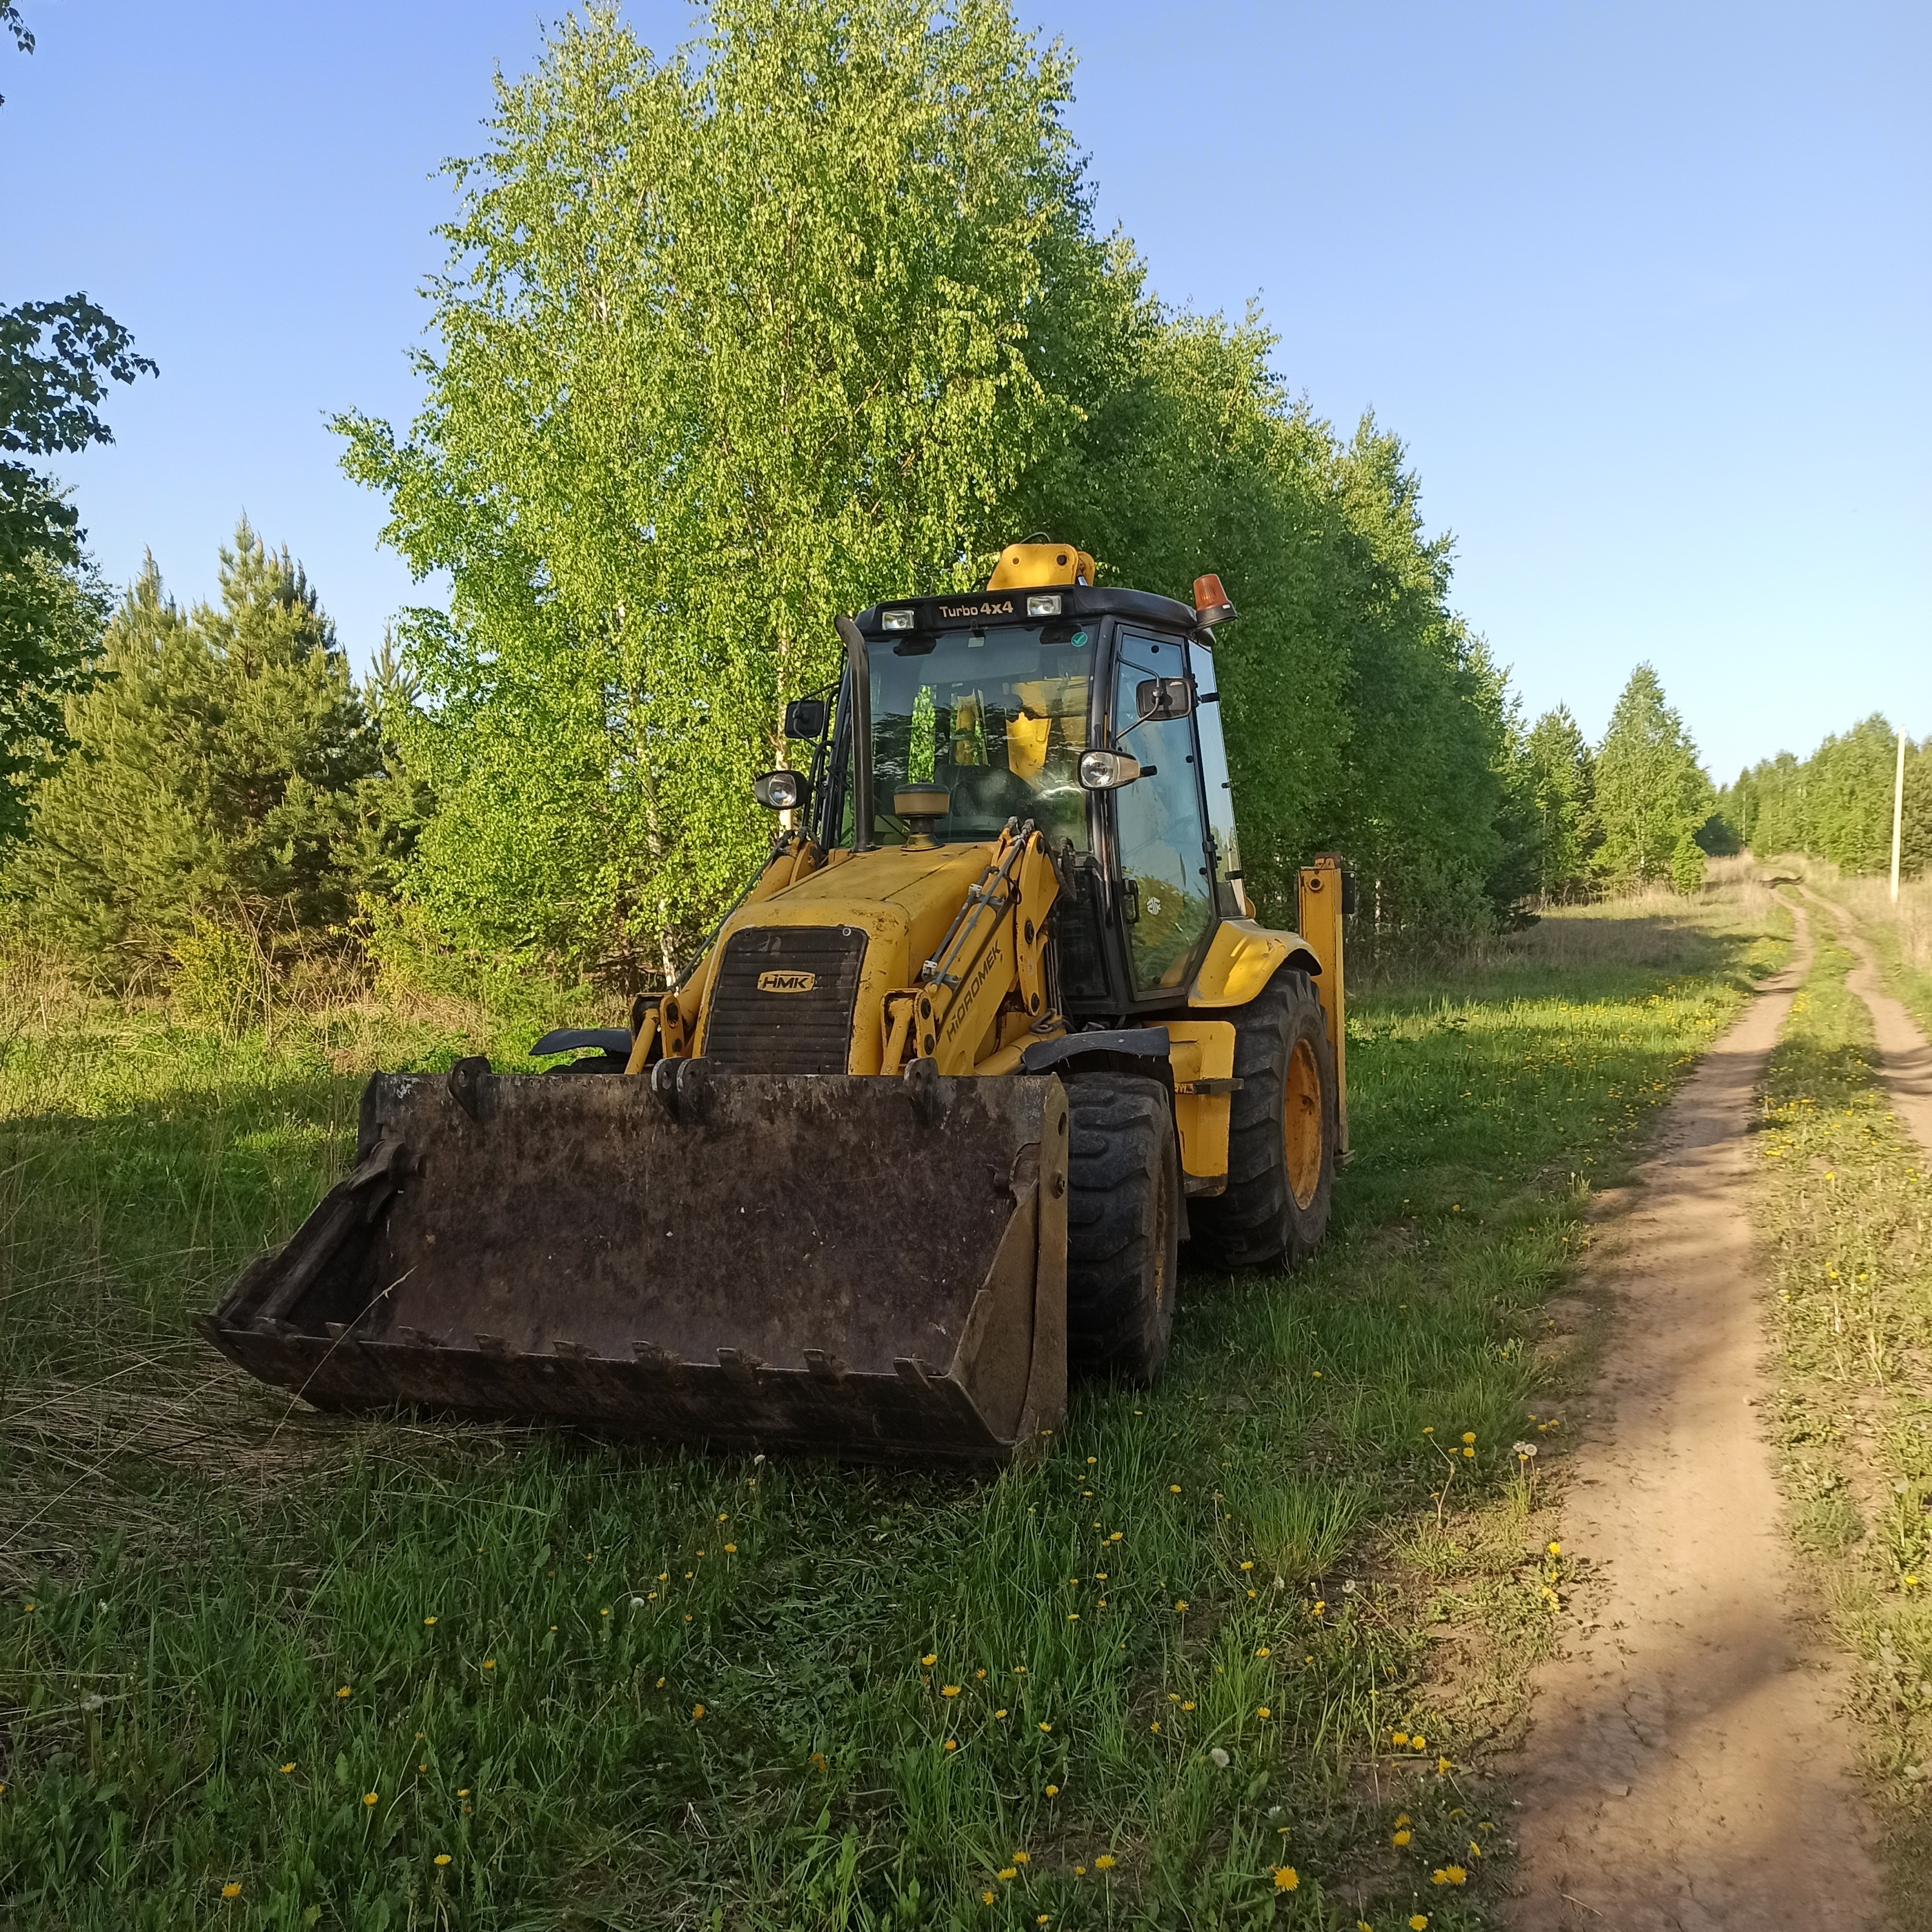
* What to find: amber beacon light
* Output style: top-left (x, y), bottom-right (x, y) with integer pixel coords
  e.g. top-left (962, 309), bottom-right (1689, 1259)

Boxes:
top-left (1192, 574), bottom-right (1236, 628)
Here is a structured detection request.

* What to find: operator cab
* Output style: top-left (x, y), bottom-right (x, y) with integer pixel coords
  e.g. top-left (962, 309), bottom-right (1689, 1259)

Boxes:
top-left (800, 548), bottom-right (1247, 1022)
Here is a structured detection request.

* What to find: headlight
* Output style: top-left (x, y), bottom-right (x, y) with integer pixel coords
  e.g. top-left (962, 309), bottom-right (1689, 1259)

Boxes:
top-left (1027, 593), bottom-right (1062, 617)
top-left (753, 770), bottom-right (805, 810)
top-left (1078, 750), bottom-right (1145, 791)
top-left (881, 608), bottom-right (915, 631)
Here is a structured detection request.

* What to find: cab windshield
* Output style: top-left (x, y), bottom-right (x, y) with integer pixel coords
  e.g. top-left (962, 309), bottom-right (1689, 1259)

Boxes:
top-left (866, 620), bottom-right (1094, 848)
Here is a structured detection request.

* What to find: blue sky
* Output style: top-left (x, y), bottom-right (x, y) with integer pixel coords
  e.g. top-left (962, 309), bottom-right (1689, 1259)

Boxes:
top-left (4, 0), bottom-right (1925, 781)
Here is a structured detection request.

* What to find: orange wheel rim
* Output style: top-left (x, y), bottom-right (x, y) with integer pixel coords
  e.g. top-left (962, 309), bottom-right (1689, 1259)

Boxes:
top-left (1284, 1038), bottom-right (1324, 1209)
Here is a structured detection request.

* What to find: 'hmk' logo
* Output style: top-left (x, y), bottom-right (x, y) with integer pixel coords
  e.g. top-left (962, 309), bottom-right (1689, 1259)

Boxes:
top-left (757, 970), bottom-right (817, 994)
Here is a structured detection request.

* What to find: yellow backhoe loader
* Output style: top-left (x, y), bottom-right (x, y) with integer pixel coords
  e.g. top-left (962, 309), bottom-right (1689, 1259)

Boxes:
top-left (201, 543), bottom-right (1352, 1461)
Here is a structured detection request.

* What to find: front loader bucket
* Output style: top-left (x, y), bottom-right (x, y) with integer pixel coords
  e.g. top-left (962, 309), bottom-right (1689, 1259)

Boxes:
top-left (199, 1064), bottom-right (1068, 1463)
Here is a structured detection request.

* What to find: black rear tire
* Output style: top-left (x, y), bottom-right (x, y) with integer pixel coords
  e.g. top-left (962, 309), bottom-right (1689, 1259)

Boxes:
top-left (1064, 1073), bottom-right (1180, 1383)
top-left (1190, 968), bottom-right (1337, 1270)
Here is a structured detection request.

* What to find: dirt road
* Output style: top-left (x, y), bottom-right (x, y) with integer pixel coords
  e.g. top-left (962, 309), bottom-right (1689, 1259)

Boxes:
top-left (1797, 883), bottom-right (1932, 1160)
top-left (1506, 899), bottom-right (1886, 1929)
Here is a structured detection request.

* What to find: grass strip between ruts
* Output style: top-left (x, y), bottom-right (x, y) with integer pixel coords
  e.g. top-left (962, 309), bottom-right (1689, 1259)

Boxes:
top-left (1, 898), bottom-right (1782, 1931)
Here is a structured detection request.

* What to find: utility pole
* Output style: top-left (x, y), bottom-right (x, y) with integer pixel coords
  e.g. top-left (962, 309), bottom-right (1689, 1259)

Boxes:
top-left (1892, 727), bottom-right (1906, 903)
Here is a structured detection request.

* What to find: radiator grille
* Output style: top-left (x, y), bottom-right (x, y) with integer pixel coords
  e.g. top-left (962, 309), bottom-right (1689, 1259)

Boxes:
top-left (701, 925), bottom-right (869, 1074)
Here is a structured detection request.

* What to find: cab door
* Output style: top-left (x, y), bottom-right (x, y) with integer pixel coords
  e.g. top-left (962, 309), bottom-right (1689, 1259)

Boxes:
top-left (1108, 628), bottom-right (1218, 998)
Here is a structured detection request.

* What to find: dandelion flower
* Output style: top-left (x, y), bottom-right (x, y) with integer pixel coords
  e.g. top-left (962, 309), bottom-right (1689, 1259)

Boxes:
top-left (994, 1708), bottom-right (1009, 1719)
top-left (983, 1892), bottom-right (996, 1905)
top-left (1241, 1560), bottom-right (1254, 1572)
top-left (1462, 1446), bottom-right (1475, 1458)
top-left (423, 1616), bottom-right (437, 1626)
top-left (1095, 1854), bottom-right (1116, 1870)
top-left (1169, 1485), bottom-right (1181, 1493)
top-left (921, 1653), bottom-right (937, 1666)
top-left (942, 1684), bottom-right (962, 1698)
top-left (279, 1762), bottom-right (295, 1774)
top-left (978, 1668), bottom-right (988, 1678)
top-left (945, 1739), bottom-right (958, 1752)
top-left (1461, 1431), bottom-right (1475, 1444)
top-left (1151, 1721), bottom-right (1160, 1733)
top-left (1012, 1851), bottom-right (1029, 1865)
top-left (1438, 1756), bottom-right (1453, 1774)
top-left (336, 1687), bottom-right (351, 1699)
top-left (363, 1792), bottom-right (378, 1807)
top-left (1258, 1706), bottom-right (1271, 1719)
top-left (1255, 1645), bottom-right (1270, 1657)
top-left (1395, 1813), bottom-right (1410, 1827)
top-left (484, 1659), bottom-right (496, 1670)
top-left (1046, 1783), bottom-right (1059, 1796)
top-left (1432, 1869), bottom-right (1448, 1885)
top-left (1067, 1613), bottom-right (1079, 1621)
top-left (1313, 1601), bottom-right (1325, 1616)
top-left (1547, 1542), bottom-right (1561, 1555)
top-left (1412, 1918), bottom-right (1430, 1929)
top-left (998, 1867), bottom-right (1017, 1882)
top-left (1181, 1700), bottom-right (1195, 1711)
top-left (600, 1608), bottom-right (610, 1617)
top-left (1038, 1721), bottom-right (1052, 1732)
top-left (692, 1704), bottom-right (706, 1719)
top-left (457, 1788), bottom-right (470, 1797)
top-left (723, 1544), bottom-right (737, 1554)
top-left (1411, 1734), bottom-right (1426, 1751)
top-left (1174, 1599), bottom-right (1189, 1611)
top-left (1393, 1828), bottom-right (1412, 1845)
top-left (1273, 1866), bottom-right (1298, 1891)
top-left (1074, 1865), bottom-right (1086, 1876)
top-left (1109, 1531), bottom-right (1122, 1542)
top-left (1393, 1731), bottom-right (1410, 1746)
top-left (222, 1882), bottom-right (242, 1899)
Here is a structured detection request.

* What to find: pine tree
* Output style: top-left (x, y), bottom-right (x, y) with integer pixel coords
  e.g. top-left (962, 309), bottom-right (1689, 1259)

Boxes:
top-left (10, 523), bottom-right (408, 982)
top-left (1592, 665), bottom-right (1712, 893)
top-left (1522, 705), bottom-right (1596, 900)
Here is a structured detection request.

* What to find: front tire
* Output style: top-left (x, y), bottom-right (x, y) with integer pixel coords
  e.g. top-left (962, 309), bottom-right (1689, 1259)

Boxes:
top-left (1064, 1074), bottom-right (1180, 1383)
top-left (1190, 968), bottom-right (1337, 1269)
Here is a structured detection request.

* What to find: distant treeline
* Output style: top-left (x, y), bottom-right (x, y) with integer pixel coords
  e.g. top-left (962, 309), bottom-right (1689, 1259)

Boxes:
top-left (0, 0), bottom-right (1732, 1001)
top-left (1721, 717), bottom-right (1929, 876)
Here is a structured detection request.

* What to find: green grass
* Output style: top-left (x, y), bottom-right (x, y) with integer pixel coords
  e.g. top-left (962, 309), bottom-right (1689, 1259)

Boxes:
top-left (1753, 900), bottom-right (1932, 1915)
top-left (0, 894), bottom-right (1785, 1931)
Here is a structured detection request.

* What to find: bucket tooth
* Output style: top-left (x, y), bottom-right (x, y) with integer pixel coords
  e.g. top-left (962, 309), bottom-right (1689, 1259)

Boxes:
top-left (802, 1349), bottom-right (850, 1382)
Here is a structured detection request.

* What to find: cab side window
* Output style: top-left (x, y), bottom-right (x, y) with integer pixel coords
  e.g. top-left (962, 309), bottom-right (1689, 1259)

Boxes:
top-left (1111, 632), bottom-right (1214, 994)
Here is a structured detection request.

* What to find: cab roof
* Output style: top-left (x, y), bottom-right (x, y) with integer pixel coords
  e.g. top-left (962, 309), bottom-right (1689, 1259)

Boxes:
top-left (852, 583), bottom-right (1197, 639)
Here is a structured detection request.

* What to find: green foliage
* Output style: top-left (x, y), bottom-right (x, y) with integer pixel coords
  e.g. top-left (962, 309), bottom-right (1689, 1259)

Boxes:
top-left (1591, 664), bottom-right (1713, 893)
top-left (339, 0), bottom-right (1103, 984)
top-left (1723, 716), bottom-right (1929, 877)
top-left (337, 1), bottom-right (1537, 979)
top-left (7, 524), bottom-right (417, 986)
top-left (1520, 704), bottom-right (1598, 901)
top-left (1, 294), bottom-right (157, 841)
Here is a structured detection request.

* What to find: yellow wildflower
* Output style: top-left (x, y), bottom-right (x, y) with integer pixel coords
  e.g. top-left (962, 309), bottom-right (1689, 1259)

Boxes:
top-left (1046, 1783), bottom-right (1059, 1796)
top-left (1038, 1721), bottom-right (1052, 1732)
top-left (222, 1883), bottom-right (242, 1899)
top-left (279, 1762), bottom-right (295, 1773)
top-left (1241, 1560), bottom-right (1254, 1571)
top-left (363, 1792), bottom-right (378, 1807)
top-left (1175, 1599), bottom-right (1189, 1611)
top-left (1095, 1854), bottom-right (1116, 1870)
top-left (1461, 1432), bottom-right (1475, 1444)
top-left (1446, 1866), bottom-right (1467, 1885)
top-left (1255, 1646), bottom-right (1270, 1657)
top-left (945, 1739), bottom-right (958, 1752)
top-left (1012, 1851), bottom-right (1029, 1864)
top-left (1411, 1918), bottom-right (1430, 1930)
top-left (1258, 1706), bottom-right (1271, 1719)
top-left (921, 1653), bottom-right (937, 1665)
top-left (724, 1544), bottom-right (737, 1554)
top-left (1438, 1756), bottom-right (1453, 1774)
top-left (483, 1659), bottom-right (496, 1670)
top-left (336, 1687), bottom-right (351, 1699)
top-left (1432, 1869), bottom-right (1448, 1885)
top-left (942, 1685), bottom-right (961, 1698)
top-left (1393, 1828), bottom-right (1412, 1845)
top-left (1170, 1484), bottom-right (1181, 1493)
top-left (423, 1616), bottom-right (437, 1626)
top-left (997, 1867), bottom-right (1017, 1882)
top-left (994, 1708), bottom-right (1009, 1719)
top-left (1393, 1731), bottom-right (1410, 1745)
top-left (1181, 1700), bottom-right (1195, 1711)
top-left (1273, 1866), bottom-right (1298, 1891)
top-left (983, 1892), bottom-right (995, 1906)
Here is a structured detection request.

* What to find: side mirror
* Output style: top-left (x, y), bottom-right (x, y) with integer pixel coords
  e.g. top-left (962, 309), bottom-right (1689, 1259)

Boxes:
top-left (783, 697), bottom-right (828, 741)
top-left (1078, 749), bottom-right (1144, 791)
top-left (753, 769), bottom-right (806, 810)
top-left (1136, 676), bottom-right (1192, 722)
